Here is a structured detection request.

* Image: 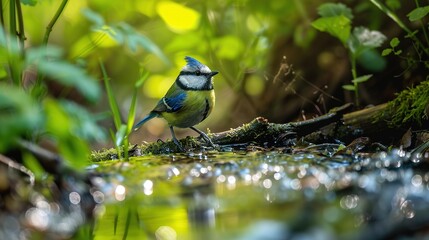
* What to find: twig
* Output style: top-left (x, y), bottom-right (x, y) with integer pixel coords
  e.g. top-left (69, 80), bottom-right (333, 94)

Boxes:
top-left (0, 154), bottom-right (35, 186)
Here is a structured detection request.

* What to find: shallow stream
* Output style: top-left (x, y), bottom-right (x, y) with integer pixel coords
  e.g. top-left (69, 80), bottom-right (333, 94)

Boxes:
top-left (89, 148), bottom-right (429, 239)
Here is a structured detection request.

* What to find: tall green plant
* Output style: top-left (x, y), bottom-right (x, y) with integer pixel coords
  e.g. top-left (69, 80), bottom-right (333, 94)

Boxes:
top-left (100, 60), bottom-right (148, 160)
top-left (312, 3), bottom-right (386, 107)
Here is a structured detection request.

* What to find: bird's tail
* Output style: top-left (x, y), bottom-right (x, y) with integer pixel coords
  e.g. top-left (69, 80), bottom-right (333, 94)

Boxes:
top-left (133, 112), bottom-right (158, 130)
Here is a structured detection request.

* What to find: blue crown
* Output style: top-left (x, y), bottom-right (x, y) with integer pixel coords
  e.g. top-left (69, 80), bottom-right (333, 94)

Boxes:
top-left (185, 56), bottom-right (204, 69)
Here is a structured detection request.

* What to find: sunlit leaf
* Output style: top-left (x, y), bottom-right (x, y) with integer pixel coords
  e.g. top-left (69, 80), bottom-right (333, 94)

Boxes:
top-left (381, 48), bottom-right (392, 56)
top-left (245, 75), bottom-right (265, 96)
top-left (407, 6), bottom-right (429, 22)
top-left (342, 84), bottom-right (355, 91)
top-left (390, 37), bottom-right (400, 48)
top-left (214, 36), bottom-right (244, 60)
top-left (317, 3), bottom-right (353, 20)
top-left (352, 74), bottom-right (372, 84)
top-left (156, 1), bottom-right (200, 33)
top-left (70, 32), bottom-right (118, 59)
top-left (312, 15), bottom-right (351, 45)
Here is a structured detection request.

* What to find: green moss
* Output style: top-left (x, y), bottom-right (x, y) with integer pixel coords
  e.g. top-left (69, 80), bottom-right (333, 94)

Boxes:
top-left (385, 80), bottom-right (429, 126)
top-left (90, 137), bottom-right (207, 162)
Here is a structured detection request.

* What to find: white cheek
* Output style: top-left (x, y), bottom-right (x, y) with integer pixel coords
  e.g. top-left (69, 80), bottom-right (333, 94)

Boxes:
top-left (179, 75), bottom-right (206, 89)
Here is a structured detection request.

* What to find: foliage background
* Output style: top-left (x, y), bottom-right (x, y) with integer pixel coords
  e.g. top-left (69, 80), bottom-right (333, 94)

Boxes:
top-left (16, 0), bottom-right (424, 147)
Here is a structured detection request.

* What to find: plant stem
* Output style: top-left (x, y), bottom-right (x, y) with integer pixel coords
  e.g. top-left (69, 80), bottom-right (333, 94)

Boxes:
top-left (36, 0), bottom-right (68, 87)
top-left (42, 0), bottom-right (68, 46)
top-left (15, 0), bottom-right (25, 57)
top-left (0, 0), bottom-right (4, 27)
top-left (350, 54), bottom-right (359, 107)
top-left (8, 0), bottom-right (20, 86)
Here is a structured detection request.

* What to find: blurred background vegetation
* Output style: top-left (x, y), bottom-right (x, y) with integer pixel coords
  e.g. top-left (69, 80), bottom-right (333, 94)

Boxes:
top-left (5, 0), bottom-right (426, 149)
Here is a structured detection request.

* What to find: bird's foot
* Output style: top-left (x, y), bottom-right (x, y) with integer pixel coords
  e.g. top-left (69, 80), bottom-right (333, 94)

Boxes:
top-left (172, 137), bottom-right (185, 152)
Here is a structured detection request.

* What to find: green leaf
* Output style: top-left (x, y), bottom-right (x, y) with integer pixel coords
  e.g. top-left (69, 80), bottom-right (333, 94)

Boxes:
top-left (38, 61), bottom-right (100, 102)
top-left (312, 15), bottom-right (351, 45)
top-left (352, 74), bottom-right (372, 84)
top-left (115, 124), bottom-right (127, 147)
top-left (0, 84), bottom-right (42, 152)
top-left (44, 99), bottom-right (89, 170)
top-left (20, 0), bottom-right (37, 6)
top-left (317, 3), bottom-right (353, 19)
top-left (59, 100), bottom-right (107, 141)
top-left (100, 59), bottom-right (122, 130)
top-left (394, 49), bottom-right (402, 55)
top-left (390, 37), bottom-right (400, 48)
top-left (342, 85), bottom-right (355, 91)
top-left (386, 0), bottom-right (401, 10)
top-left (382, 48), bottom-right (392, 56)
top-left (407, 6), bottom-right (429, 22)
top-left (81, 8), bottom-right (105, 27)
top-left (114, 23), bottom-right (169, 65)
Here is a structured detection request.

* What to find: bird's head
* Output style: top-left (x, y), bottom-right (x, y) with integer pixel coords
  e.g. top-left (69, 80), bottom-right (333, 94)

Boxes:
top-left (177, 56), bottom-right (218, 90)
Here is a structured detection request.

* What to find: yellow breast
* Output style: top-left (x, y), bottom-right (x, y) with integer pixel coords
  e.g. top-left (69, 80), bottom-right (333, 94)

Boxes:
top-left (161, 90), bottom-right (215, 128)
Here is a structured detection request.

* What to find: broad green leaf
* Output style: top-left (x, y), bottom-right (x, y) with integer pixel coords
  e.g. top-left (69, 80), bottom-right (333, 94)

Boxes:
top-left (381, 48), bottom-right (392, 56)
top-left (352, 74), bottom-right (372, 84)
top-left (342, 84), bottom-right (355, 91)
top-left (317, 3), bottom-right (353, 20)
top-left (0, 84), bottom-right (42, 151)
top-left (44, 99), bottom-right (89, 170)
top-left (156, 1), bottom-right (200, 33)
top-left (38, 61), bottom-right (101, 102)
top-left (60, 100), bottom-right (107, 141)
top-left (407, 6), bottom-right (429, 22)
top-left (390, 37), bottom-right (400, 48)
top-left (312, 15), bottom-right (351, 45)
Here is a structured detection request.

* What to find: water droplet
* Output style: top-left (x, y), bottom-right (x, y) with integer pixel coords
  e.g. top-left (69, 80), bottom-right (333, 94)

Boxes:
top-left (400, 200), bottom-right (415, 219)
top-left (115, 185), bottom-right (126, 201)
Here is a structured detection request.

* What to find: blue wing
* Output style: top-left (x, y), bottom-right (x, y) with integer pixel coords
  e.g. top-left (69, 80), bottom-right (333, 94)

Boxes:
top-left (155, 92), bottom-right (186, 113)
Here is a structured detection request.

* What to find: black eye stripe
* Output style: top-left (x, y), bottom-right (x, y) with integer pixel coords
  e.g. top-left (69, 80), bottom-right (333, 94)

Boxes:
top-left (180, 71), bottom-right (211, 76)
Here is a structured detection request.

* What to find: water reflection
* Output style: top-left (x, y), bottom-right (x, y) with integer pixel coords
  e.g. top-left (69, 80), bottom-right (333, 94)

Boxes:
top-left (91, 149), bottom-right (429, 239)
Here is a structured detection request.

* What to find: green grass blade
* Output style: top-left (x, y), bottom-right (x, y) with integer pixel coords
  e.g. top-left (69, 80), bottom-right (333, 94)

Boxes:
top-left (99, 59), bottom-right (122, 130)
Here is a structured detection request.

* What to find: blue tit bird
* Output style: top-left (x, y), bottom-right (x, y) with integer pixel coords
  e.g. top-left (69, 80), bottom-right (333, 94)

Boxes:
top-left (134, 56), bottom-right (218, 150)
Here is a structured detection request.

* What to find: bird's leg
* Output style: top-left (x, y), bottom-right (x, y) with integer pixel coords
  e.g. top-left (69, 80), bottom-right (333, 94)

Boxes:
top-left (190, 126), bottom-right (215, 147)
top-left (169, 126), bottom-right (184, 151)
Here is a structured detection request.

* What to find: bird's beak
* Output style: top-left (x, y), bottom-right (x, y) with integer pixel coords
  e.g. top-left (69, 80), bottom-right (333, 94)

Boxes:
top-left (210, 71), bottom-right (219, 77)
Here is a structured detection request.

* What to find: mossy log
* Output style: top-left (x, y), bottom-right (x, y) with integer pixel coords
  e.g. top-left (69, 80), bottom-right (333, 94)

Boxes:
top-left (91, 100), bottom-right (428, 161)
